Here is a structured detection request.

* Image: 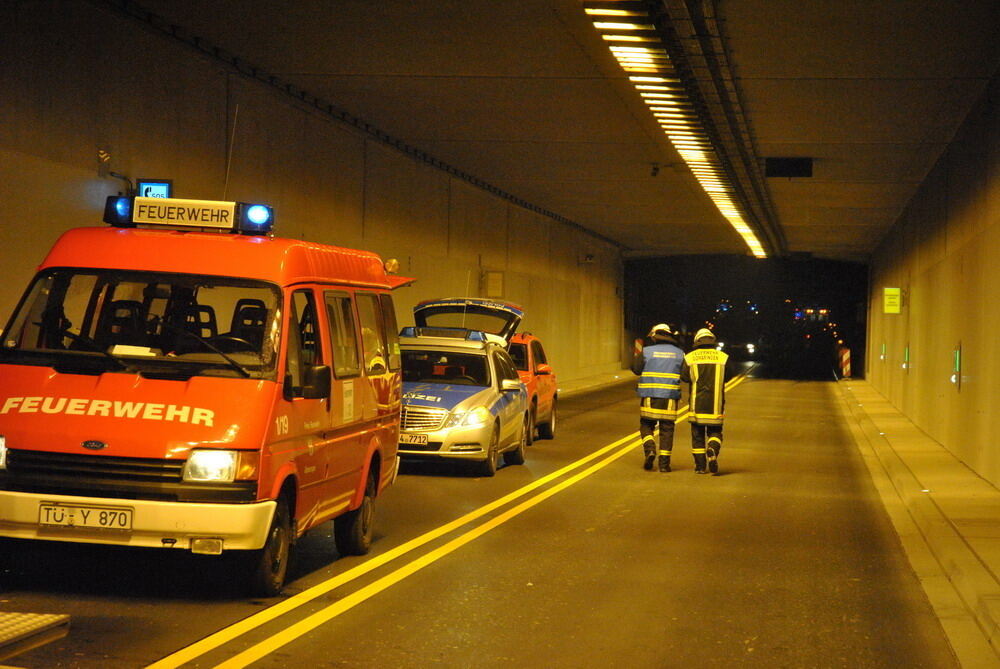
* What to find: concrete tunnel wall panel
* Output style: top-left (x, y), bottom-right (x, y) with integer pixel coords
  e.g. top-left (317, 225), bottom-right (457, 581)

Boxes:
top-left (0, 4), bottom-right (625, 385)
top-left (868, 72), bottom-right (1000, 485)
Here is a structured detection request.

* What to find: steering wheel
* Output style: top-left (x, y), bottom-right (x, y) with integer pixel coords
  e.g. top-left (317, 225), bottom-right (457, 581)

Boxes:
top-left (208, 335), bottom-right (255, 353)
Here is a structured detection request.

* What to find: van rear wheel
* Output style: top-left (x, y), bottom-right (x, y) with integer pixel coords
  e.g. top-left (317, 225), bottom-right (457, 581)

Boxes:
top-left (246, 496), bottom-right (291, 597)
top-left (335, 468), bottom-right (376, 556)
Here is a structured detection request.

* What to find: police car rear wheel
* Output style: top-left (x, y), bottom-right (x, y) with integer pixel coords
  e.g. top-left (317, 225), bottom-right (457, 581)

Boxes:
top-left (246, 496), bottom-right (291, 597)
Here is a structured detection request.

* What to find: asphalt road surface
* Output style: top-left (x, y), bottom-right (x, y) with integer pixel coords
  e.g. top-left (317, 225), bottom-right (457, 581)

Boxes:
top-left (0, 371), bottom-right (956, 667)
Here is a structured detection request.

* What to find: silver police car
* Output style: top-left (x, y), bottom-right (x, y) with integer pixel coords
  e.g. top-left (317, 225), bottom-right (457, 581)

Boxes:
top-left (399, 328), bottom-right (529, 476)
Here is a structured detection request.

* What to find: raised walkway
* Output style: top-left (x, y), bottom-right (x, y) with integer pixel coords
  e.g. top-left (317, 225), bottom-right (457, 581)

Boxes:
top-left (837, 379), bottom-right (1000, 668)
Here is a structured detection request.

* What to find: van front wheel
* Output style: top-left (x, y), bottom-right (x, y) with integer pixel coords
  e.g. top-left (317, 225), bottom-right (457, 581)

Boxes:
top-left (246, 496), bottom-right (291, 597)
top-left (336, 468), bottom-right (376, 556)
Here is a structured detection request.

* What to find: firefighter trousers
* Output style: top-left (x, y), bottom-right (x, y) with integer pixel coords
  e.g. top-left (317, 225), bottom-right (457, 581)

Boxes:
top-left (639, 397), bottom-right (676, 471)
top-left (690, 422), bottom-right (723, 472)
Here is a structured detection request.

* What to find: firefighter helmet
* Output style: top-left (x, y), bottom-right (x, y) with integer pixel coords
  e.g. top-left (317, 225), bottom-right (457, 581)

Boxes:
top-left (647, 323), bottom-right (675, 338)
top-left (694, 327), bottom-right (716, 345)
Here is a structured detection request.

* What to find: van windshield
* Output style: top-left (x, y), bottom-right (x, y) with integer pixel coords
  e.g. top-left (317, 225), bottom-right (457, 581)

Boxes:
top-left (0, 268), bottom-right (281, 380)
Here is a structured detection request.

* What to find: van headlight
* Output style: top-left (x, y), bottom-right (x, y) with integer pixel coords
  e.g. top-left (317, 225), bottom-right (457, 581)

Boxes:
top-left (445, 406), bottom-right (492, 429)
top-left (183, 450), bottom-right (238, 482)
top-left (0, 435), bottom-right (7, 469)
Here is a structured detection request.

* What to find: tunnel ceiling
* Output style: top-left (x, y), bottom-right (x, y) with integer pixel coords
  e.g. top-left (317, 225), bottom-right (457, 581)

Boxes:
top-left (134, 0), bottom-right (999, 262)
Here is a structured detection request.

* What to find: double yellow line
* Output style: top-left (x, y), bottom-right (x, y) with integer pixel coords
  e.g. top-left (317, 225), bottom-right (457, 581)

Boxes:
top-left (150, 374), bottom-right (748, 668)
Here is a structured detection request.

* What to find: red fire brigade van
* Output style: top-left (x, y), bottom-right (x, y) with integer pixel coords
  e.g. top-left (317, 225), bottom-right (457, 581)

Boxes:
top-left (0, 196), bottom-right (410, 595)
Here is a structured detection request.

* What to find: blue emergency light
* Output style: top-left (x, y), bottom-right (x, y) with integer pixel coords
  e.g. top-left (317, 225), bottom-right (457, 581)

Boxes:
top-left (104, 196), bottom-right (135, 226)
top-left (236, 203), bottom-right (275, 235)
top-left (103, 196), bottom-right (275, 235)
top-left (399, 326), bottom-right (488, 341)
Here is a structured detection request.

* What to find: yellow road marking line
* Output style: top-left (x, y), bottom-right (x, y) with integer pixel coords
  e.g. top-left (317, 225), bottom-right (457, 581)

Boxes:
top-left (215, 418), bottom-right (689, 668)
top-left (148, 432), bottom-right (638, 669)
top-left (150, 374), bottom-right (749, 668)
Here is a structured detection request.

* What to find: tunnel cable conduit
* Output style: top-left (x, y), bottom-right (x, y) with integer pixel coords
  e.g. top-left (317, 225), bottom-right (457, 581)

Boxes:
top-left (583, 0), bottom-right (783, 258)
top-left (149, 372), bottom-right (750, 668)
top-left (88, 0), bottom-right (624, 252)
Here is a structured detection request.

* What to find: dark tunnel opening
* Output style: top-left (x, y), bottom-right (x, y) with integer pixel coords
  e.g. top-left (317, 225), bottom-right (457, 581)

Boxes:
top-left (625, 255), bottom-right (868, 381)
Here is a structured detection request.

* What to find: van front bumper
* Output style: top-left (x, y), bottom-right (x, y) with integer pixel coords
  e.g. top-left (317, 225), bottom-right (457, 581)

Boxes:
top-left (0, 489), bottom-right (275, 552)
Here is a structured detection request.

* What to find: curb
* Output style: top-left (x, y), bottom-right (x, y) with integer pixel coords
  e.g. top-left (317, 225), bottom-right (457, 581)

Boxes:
top-left (836, 380), bottom-right (1000, 667)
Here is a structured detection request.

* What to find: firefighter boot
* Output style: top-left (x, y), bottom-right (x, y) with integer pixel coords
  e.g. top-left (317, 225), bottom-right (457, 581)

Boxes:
top-left (693, 451), bottom-right (707, 474)
top-left (658, 454), bottom-right (671, 472)
top-left (707, 439), bottom-right (721, 475)
top-left (642, 438), bottom-right (656, 471)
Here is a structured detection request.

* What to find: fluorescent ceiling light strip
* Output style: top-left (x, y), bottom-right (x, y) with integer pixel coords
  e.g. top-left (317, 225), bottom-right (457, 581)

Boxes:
top-left (592, 22), bottom-right (655, 30)
top-left (602, 34), bottom-right (659, 42)
top-left (585, 9), bottom-right (646, 16)
top-left (590, 10), bottom-right (767, 258)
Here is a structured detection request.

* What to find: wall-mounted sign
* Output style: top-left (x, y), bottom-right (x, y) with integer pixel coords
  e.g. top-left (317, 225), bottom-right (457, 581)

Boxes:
top-left (883, 287), bottom-right (901, 314)
top-left (136, 179), bottom-right (172, 198)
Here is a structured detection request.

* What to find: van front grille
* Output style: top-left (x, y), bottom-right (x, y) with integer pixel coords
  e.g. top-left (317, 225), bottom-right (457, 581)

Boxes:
top-left (1, 449), bottom-right (256, 502)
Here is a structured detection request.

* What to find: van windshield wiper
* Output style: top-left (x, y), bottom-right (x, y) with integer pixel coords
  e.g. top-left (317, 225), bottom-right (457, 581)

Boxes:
top-left (33, 323), bottom-right (129, 371)
top-left (151, 316), bottom-right (251, 378)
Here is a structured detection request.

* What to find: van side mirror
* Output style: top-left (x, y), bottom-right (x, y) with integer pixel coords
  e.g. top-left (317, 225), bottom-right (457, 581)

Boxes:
top-left (301, 364), bottom-right (332, 399)
top-left (535, 363), bottom-right (553, 375)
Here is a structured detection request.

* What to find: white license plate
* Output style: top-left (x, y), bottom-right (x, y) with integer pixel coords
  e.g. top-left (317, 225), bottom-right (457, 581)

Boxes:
top-left (399, 433), bottom-right (429, 446)
top-left (38, 503), bottom-right (134, 531)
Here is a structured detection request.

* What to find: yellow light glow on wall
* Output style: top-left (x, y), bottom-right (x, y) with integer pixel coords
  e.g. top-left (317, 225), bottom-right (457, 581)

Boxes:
top-left (585, 2), bottom-right (767, 258)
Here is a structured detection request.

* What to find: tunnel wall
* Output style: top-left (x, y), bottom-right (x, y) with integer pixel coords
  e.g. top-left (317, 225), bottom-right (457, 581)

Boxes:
top-left (0, 3), bottom-right (625, 384)
top-left (867, 72), bottom-right (999, 485)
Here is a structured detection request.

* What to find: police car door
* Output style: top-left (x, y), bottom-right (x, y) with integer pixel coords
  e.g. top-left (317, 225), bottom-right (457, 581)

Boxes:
top-left (492, 350), bottom-right (521, 446)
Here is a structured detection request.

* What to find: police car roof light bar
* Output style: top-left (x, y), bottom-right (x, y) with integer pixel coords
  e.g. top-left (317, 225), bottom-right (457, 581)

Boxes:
top-left (102, 196), bottom-right (275, 236)
top-left (398, 326), bottom-right (488, 342)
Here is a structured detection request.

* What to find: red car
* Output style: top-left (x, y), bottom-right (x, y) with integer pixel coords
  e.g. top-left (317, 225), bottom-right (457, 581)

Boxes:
top-left (413, 298), bottom-right (557, 443)
top-left (508, 333), bottom-right (557, 442)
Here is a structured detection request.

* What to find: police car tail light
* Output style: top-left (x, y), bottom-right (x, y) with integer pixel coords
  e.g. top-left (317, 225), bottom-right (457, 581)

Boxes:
top-left (445, 406), bottom-right (491, 429)
top-left (236, 203), bottom-right (275, 235)
top-left (0, 436), bottom-right (7, 470)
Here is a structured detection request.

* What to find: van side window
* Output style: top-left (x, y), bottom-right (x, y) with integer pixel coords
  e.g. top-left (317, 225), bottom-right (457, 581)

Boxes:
top-left (355, 293), bottom-right (387, 374)
top-left (286, 290), bottom-right (322, 396)
top-left (324, 291), bottom-right (361, 378)
top-left (378, 294), bottom-right (401, 371)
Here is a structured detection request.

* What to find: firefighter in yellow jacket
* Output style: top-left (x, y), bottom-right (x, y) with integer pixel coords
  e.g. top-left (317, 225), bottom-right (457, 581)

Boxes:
top-left (680, 328), bottom-right (733, 474)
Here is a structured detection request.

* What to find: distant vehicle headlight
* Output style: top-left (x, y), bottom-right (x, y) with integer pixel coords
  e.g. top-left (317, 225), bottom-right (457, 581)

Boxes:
top-left (183, 450), bottom-right (238, 483)
top-left (445, 406), bottom-right (492, 429)
top-left (747, 343), bottom-right (756, 354)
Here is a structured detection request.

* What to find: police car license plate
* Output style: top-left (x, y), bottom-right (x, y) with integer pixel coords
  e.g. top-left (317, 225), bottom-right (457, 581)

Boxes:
top-left (399, 433), bottom-right (428, 446)
top-left (38, 503), bottom-right (134, 531)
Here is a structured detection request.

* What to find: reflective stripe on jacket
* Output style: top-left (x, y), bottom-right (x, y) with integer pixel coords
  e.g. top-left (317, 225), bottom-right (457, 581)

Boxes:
top-left (636, 343), bottom-right (683, 399)
top-left (681, 347), bottom-right (729, 424)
